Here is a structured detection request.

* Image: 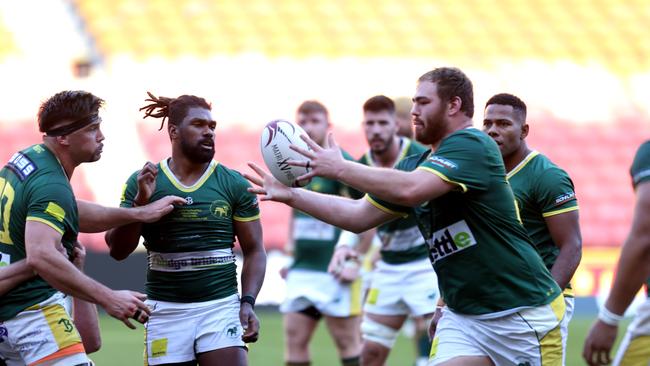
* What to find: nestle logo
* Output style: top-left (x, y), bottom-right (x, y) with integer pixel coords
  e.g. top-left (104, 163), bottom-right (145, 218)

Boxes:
top-left (428, 156), bottom-right (458, 170)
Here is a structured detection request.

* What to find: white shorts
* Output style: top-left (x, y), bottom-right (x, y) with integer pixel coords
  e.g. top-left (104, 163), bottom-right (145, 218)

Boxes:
top-left (0, 292), bottom-right (89, 366)
top-left (613, 297), bottom-right (650, 366)
top-left (280, 269), bottom-right (362, 317)
top-left (144, 294), bottom-right (246, 365)
top-left (429, 295), bottom-right (565, 366)
top-left (364, 258), bottom-right (438, 317)
top-left (559, 296), bottom-right (574, 366)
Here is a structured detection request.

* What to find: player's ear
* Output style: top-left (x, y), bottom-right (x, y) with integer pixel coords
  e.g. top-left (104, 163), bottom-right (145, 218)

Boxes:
top-left (168, 123), bottom-right (177, 139)
top-left (56, 135), bottom-right (71, 146)
top-left (521, 123), bottom-right (529, 139)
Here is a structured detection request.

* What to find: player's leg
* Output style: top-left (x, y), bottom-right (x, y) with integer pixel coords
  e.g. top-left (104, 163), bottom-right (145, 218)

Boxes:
top-left (413, 315), bottom-right (433, 366)
top-left (437, 357), bottom-right (494, 365)
top-left (196, 347), bottom-right (247, 366)
top-left (323, 315), bottom-right (362, 366)
top-left (558, 294), bottom-right (574, 366)
top-left (144, 299), bottom-right (200, 365)
top-left (284, 310), bottom-right (320, 365)
top-left (360, 313), bottom-right (407, 366)
top-left (429, 308), bottom-right (492, 366)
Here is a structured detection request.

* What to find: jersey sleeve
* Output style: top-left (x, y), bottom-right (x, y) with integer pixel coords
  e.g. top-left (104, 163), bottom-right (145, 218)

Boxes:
top-left (536, 167), bottom-right (579, 217)
top-left (25, 181), bottom-right (76, 235)
top-left (365, 155), bottom-right (419, 218)
top-left (231, 172), bottom-right (261, 222)
top-left (118, 171), bottom-right (139, 208)
top-left (416, 131), bottom-right (490, 192)
top-left (630, 141), bottom-right (650, 189)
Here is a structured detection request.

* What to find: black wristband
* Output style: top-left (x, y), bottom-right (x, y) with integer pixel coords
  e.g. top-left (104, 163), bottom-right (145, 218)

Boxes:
top-left (240, 295), bottom-right (256, 308)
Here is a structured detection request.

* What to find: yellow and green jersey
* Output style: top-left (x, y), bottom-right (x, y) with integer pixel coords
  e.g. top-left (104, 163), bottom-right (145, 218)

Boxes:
top-left (630, 141), bottom-right (650, 296)
top-left (120, 159), bottom-right (260, 303)
top-left (354, 138), bottom-right (429, 264)
top-left (507, 151), bottom-right (579, 294)
top-left (0, 144), bottom-right (79, 321)
top-left (291, 150), bottom-right (354, 272)
top-left (368, 129), bottom-right (560, 316)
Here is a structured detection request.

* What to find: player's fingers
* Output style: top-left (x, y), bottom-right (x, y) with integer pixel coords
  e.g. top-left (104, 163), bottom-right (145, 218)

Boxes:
top-left (289, 144), bottom-right (316, 160)
top-left (243, 172), bottom-right (264, 187)
top-left (326, 132), bottom-right (339, 149)
top-left (121, 316), bottom-right (136, 330)
top-left (296, 171), bottom-right (316, 182)
top-left (247, 162), bottom-right (270, 179)
top-left (247, 187), bottom-right (267, 196)
top-left (285, 159), bottom-right (308, 168)
top-left (597, 349), bottom-right (610, 365)
top-left (299, 134), bottom-right (321, 152)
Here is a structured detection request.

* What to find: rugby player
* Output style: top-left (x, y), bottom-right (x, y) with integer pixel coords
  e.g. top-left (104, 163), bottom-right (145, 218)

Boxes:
top-left (106, 92), bottom-right (267, 366)
top-left (280, 101), bottom-right (362, 366)
top-left (0, 90), bottom-right (183, 366)
top-left (482, 93), bottom-right (582, 364)
top-left (583, 141), bottom-right (650, 366)
top-left (330, 95), bottom-right (437, 366)
top-left (246, 67), bottom-right (565, 366)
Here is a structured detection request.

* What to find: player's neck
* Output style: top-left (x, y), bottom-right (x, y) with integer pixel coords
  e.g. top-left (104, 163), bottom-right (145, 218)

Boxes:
top-left (167, 154), bottom-right (211, 186)
top-left (43, 140), bottom-right (75, 180)
top-left (372, 136), bottom-right (402, 167)
top-left (504, 144), bottom-right (531, 173)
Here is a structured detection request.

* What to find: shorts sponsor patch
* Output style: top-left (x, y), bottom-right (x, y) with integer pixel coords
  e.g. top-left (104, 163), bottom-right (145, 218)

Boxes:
top-left (426, 220), bottom-right (477, 264)
top-left (151, 338), bottom-right (168, 358)
top-left (6, 152), bottom-right (37, 181)
top-left (427, 156), bottom-right (458, 170)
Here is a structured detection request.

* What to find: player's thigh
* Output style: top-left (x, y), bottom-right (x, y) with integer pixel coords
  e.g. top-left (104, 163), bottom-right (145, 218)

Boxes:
top-left (436, 356), bottom-right (494, 366)
top-left (144, 300), bottom-right (201, 365)
top-left (324, 314), bottom-right (361, 339)
top-left (197, 346), bottom-right (247, 366)
top-left (284, 311), bottom-right (319, 345)
top-left (194, 295), bottom-right (246, 355)
top-left (429, 309), bottom-right (487, 365)
top-left (360, 313), bottom-right (407, 350)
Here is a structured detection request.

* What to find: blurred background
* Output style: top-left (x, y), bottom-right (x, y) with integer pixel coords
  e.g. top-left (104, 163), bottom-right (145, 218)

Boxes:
top-left (0, 0), bottom-right (649, 364)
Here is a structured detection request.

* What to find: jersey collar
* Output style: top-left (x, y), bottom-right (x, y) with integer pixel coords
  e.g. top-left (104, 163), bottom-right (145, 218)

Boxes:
top-left (160, 159), bottom-right (218, 192)
top-left (506, 150), bottom-right (539, 180)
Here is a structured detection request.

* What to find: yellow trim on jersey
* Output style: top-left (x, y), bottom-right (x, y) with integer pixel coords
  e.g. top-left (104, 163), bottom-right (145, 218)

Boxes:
top-left (364, 195), bottom-right (408, 218)
top-left (542, 206), bottom-right (579, 218)
top-left (350, 277), bottom-right (363, 316)
top-left (416, 166), bottom-right (468, 193)
top-left (161, 159), bottom-right (218, 193)
top-left (233, 214), bottom-right (261, 222)
top-left (26, 216), bottom-right (64, 235)
top-left (618, 335), bottom-right (650, 365)
top-left (506, 150), bottom-right (540, 180)
top-left (44, 202), bottom-right (66, 222)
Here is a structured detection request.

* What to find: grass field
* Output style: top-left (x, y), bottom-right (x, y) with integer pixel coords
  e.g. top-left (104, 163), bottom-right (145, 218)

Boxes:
top-left (89, 310), bottom-right (630, 365)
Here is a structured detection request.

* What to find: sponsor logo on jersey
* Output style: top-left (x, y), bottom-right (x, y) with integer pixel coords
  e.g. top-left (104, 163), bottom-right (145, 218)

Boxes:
top-left (210, 200), bottom-right (231, 219)
top-left (427, 156), bottom-right (458, 170)
top-left (553, 191), bottom-right (575, 206)
top-left (0, 252), bottom-right (10, 267)
top-left (6, 152), bottom-right (37, 181)
top-left (426, 220), bottom-right (477, 264)
top-left (148, 249), bottom-right (236, 272)
top-left (185, 196), bottom-right (194, 205)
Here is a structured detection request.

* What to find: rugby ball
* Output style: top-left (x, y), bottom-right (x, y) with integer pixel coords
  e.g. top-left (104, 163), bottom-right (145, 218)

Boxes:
top-left (260, 119), bottom-right (312, 187)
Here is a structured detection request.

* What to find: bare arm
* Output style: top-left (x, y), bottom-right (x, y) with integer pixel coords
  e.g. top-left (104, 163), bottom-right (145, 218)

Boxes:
top-left (235, 219), bottom-right (266, 343)
top-left (105, 222), bottom-right (143, 261)
top-left (70, 242), bottom-right (101, 353)
top-left (0, 260), bottom-right (34, 296)
top-left (545, 210), bottom-right (582, 289)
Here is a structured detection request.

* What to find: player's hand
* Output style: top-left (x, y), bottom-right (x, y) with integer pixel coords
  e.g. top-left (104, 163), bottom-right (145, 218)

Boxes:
top-left (244, 162), bottom-right (294, 203)
top-left (328, 245), bottom-right (358, 275)
top-left (583, 319), bottom-right (618, 366)
top-left (428, 306), bottom-right (443, 341)
top-left (288, 132), bottom-right (346, 182)
top-left (136, 195), bottom-right (185, 223)
top-left (70, 241), bottom-right (86, 270)
top-left (279, 266), bottom-right (289, 279)
top-left (134, 162), bottom-right (158, 205)
top-left (336, 260), bottom-right (360, 283)
top-left (239, 303), bottom-right (260, 343)
top-left (102, 290), bottom-right (150, 329)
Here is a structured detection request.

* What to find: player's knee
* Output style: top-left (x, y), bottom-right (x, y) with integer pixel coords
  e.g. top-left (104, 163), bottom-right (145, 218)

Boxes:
top-left (361, 317), bottom-right (398, 349)
top-left (285, 326), bottom-right (310, 349)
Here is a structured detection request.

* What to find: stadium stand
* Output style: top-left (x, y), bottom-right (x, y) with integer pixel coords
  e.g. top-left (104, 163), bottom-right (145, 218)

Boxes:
top-left (73, 0), bottom-right (650, 74)
top-left (0, 18), bottom-right (16, 58)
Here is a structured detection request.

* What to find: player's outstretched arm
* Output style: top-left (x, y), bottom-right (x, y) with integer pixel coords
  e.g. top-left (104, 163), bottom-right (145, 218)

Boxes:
top-left (69, 241), bottom-right (102, 353)
top-left (244, 162), bottom-right (396, 233)
top-left (583, 182), bottom-right (650, 366)
top-left (289, 133), bottom-right (454, 207)
top-left (235, 218), bottom-right (266, 343)
top-left (546, 210), bottom-right (582, 289)
top-left (77, 196), bottom-right (184, 233)
top-left (25, 221), bottom-right (151, 329)
top-left (0, 259), bottom-right (35, 296)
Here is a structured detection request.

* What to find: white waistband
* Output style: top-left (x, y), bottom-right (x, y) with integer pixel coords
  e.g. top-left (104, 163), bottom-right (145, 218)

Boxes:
top-left (148, 249), bottom-right (235, 272)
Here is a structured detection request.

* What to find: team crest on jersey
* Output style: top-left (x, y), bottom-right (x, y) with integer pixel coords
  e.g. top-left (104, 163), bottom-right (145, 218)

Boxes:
top-left (210, 200), bottom-right (231, 219)
top-left (426, 220), bottom-right (477, 264)
top-left (427, 156), bottom-right (458, 170)
top-left (6, 152), bottom-right (37, 181)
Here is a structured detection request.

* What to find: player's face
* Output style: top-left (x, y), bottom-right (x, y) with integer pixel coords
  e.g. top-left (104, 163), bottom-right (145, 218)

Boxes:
top-left (297, 112), bottom-right (329, 146)
top-left (483, 104), bottom-right (525, 158)
top-left (363, 110), bottom-right (397, 155)
top-left (176, 107), bottom-right (216, 163)
top-left (411, 81), bottom-right (448, 146)
top-left (395, 114), bottom-right (413, 138)
top-left (67, 120), bottom-right (105, 163)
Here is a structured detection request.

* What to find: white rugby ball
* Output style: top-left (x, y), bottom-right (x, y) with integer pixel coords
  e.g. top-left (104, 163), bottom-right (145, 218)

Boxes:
top-left (260, 119), bottom-right (312, 187)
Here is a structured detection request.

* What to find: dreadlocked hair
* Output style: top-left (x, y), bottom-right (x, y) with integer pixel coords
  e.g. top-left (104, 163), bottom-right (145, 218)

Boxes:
top-left (140, 91), bottom-right (212, 131)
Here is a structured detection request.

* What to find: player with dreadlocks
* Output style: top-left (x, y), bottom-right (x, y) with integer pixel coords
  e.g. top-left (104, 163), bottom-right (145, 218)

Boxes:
top-left (106, 93), bottom-right (267, 366)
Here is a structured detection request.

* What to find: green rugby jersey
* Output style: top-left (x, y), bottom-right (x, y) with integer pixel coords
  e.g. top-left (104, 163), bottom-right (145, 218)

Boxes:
top-left (630, 141), bottom-right (650, 296)
top-left (507, 151), bottom-right (579, 294)
top-left (368, 129), bottom-right (561, 316)
top-left (291, 150), bottom-right (354, 272)
top-left (0, 144), bottom-right (79, 321)
top-left (353, 138), bottom-right (429, 264)
top-left (120, 159), bottom-right (260, 303)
